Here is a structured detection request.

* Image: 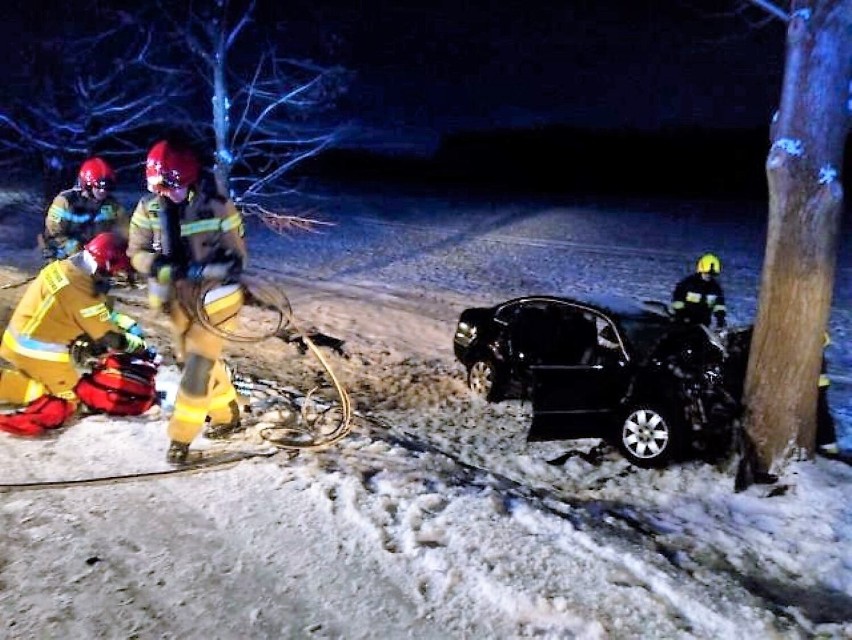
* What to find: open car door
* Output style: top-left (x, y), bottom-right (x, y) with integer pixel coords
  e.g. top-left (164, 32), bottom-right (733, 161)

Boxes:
top-left (528, 309), bottom-right (631, 442)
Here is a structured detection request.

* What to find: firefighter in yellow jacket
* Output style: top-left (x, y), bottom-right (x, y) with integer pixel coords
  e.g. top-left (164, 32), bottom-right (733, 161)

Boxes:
top-left (41, 157), bottom-right (129, 261)
top-left (127, 137), bottom-right (247, 464)
top-left (0, 232), bottom-right (147, 436)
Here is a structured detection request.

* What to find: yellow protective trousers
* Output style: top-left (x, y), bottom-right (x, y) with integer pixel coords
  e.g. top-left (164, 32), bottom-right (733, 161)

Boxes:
top-left (0, 336), bottom-right (78, 404)
top-left (168, 283), bottom-right (244, 445)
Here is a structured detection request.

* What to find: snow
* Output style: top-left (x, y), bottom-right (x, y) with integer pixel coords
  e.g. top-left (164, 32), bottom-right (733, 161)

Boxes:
top-left (0, 183), bottom-right (851, 638)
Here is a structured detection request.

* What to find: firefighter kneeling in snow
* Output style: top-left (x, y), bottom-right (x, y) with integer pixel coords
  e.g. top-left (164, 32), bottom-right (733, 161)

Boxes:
top-left (127, 137), bottom-right (247, 465)
top-left (0, 232), bottom-right (147, 436)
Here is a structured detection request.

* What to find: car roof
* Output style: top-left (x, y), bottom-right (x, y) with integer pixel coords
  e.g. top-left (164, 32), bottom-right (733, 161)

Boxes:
top-left (495, 294), bottom-right (671, 322)
top-left (584, 293), bottom-right (672, 321)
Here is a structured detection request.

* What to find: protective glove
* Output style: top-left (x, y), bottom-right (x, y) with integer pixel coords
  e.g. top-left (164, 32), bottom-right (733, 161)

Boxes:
top-left (186, 258), bottom-right (242, 282)
top-left (109, 311), bottom-right (143, 337)
top-left (714, 312), bottom-right (727, 330)
top-left (149, 255), bottom-right (176, 285)
top-left (60, 239), bottom-right (81, 258)
top-left (124, 332), bottom-right (147, 354)
top-left (41, 247), bottom-right (57, 263)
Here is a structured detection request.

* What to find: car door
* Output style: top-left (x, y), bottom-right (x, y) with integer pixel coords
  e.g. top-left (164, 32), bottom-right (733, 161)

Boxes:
top-left (501, 301), bottom-right (555, 383)
top-left (528, 306), bottom-right (632, 441)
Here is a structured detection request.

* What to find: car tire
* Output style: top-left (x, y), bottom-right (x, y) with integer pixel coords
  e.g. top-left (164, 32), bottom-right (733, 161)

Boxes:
top-left (618, 405), bottom-right (682, 468)
top-left (467, 358), bottom-right (502, 402)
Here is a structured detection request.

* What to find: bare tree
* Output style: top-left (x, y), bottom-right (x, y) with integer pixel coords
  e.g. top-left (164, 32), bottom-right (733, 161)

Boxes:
top-left (735, 0), bottom-right (851, 485)
top-left (0, 6), bottom-right (190, 199)
top-left (158, 0), bottom-right (350, 228)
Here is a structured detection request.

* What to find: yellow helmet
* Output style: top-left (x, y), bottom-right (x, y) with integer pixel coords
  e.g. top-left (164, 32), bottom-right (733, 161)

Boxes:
top-left (696, 253), bottom-right (721, 275)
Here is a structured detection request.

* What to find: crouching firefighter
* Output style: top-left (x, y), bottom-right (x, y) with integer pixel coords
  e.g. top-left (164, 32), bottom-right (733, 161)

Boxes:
top-left (128, 137), bottom-right (247, 464)
top-left (0, 232), bottom-right (148, 436)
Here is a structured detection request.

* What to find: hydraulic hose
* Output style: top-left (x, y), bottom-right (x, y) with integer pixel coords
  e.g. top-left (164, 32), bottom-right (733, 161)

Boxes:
top-left (179, 273), bottom-right (352, 450)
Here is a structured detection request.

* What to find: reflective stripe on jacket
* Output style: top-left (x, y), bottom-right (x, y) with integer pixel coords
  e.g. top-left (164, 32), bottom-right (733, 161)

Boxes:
top-left (670, 272), bottom-right (726, 325)
top-left (43, 188), bottom-right (127, 257)
top-left (1, 259), bottom-right (115, 362)
top-left (127, 178), bottom-right (247, 278)
top-left (820, 331), bottom-right (831, 387)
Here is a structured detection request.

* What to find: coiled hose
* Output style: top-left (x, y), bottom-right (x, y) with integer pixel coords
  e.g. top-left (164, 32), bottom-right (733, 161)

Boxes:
top-left (176, 273), bottom-right (352, 450)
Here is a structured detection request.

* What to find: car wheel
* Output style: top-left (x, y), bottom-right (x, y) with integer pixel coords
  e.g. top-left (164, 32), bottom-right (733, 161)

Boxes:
top-left (467, 359), bottom-right (502, 401)
top-left (619, 406), bottom-right (681, 468)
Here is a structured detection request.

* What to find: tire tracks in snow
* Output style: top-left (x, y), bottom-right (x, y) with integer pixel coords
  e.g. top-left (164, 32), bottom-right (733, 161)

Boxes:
top-left (358, 416), bottom-right (807, 636)
top-left (347, 215), bottom-right (693, 262)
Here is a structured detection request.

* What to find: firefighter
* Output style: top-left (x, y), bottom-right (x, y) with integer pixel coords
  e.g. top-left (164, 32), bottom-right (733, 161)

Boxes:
top-left (817, 331), bottom-right (839, 456)
top-left (0, 232), bottom-right (147, 436)
top-left (41, 157), bottom-right (129, 262)
top-left (670, 253), bottom-right (727, 329)
top-left (127, 137), bottom-right (247, 464)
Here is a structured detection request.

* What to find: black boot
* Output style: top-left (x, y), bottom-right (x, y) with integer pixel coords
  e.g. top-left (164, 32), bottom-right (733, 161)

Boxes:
top-left (166, 441), bottom-right (190, 464)
top-left (204, 420), bottom-right (243, 440)
top-left (203, 400), bottom-right (244, 440)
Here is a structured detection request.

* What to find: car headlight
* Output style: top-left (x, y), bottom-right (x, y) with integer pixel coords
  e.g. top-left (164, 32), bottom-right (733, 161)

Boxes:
top-left (454, 322), bottom-right (478, 345)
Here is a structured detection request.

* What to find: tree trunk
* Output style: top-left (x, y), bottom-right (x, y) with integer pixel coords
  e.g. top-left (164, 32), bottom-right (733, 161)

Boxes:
top-left (741, 0), bottom-right (851, 478)
top-left (212, 39), bottom-right (232, 195)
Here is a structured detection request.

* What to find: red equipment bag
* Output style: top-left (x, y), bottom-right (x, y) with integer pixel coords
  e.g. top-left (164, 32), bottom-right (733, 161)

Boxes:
top-left (74, 352), bottom-right (159, 416)
top-left (0, 395), bottom-right (75, 437)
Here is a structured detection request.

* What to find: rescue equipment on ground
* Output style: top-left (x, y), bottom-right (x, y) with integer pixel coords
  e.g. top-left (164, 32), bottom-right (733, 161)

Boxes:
top-left (74, 351), bottom-right (160, 417)
top-left (0, 395), bottom-right (75, 436)
top-left (176, 273), bottom-right (352, 450)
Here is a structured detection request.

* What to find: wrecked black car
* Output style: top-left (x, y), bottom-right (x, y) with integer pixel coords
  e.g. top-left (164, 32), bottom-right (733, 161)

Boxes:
top-left (453, 294), bottom-right (749, 467)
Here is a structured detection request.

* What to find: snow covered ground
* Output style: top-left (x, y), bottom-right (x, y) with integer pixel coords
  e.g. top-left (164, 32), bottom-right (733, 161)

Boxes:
top-left (0, 183), bottom-right (850, 638)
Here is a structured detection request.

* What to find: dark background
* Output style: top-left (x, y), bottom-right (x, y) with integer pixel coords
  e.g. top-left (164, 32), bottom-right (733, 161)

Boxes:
top-left (278, 0), bottom-right (847, 200)
top-left (1, 0), bottom-right (848, 200)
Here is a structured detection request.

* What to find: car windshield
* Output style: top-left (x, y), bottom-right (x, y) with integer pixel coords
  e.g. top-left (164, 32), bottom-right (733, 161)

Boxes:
top-left (617, 315), bottom-right (674, 363)
top-left (576, 295), bottom-right (670, 360)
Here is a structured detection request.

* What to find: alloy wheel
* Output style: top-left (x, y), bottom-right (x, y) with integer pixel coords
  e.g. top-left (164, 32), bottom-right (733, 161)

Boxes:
top-left (468, 360), bottom-right (495, 399)
top-left (622, 408), bottom-right (670, 462)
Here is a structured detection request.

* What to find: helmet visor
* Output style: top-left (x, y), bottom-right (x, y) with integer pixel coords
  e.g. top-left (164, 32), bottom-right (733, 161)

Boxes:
top-left (91, 178), bottom-right (115, 192)
top-left (148, 171), bottom-right (186, 194)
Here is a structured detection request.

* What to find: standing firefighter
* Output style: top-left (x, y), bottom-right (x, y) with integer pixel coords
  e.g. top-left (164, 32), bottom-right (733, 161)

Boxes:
top-left (671, 253), bottom-right (727, 329)
top-left (817, 331), bottom-right (839, 456)
top-left (127, 137), bottom-right (247, 464)
top-left (41, 157), bottom-right (128, 262)
top-left (0, 232), bottom-right (147, 436)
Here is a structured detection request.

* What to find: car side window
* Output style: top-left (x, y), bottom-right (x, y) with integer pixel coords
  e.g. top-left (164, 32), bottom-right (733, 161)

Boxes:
top-left (591, 314), bottom-right (625, 363)
top-left (494, 303), bottom-right (517, 324)
top-left (509, 304), bottom-right (552, 361)
top-left (594, 316), bottom-right (620, 351)
top-left (511, 303), bottom-right (596, 365)
top-left (551, 308), bottom-right (598, 365)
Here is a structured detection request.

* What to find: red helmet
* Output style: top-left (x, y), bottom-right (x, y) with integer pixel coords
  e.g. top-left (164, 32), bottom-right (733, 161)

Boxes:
top-left (78, 157), bottom-right (116, 191)
top-left (84, 232), bottom-right (132, 276)
top-left (146, 140), bottom-right (200, 191)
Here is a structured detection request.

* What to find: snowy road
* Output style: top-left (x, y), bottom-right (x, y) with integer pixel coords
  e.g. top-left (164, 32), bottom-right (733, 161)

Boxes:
top-left (0, 185), bottom-right (850, 638)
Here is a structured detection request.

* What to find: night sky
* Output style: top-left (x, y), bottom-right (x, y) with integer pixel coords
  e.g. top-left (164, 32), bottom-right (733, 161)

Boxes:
top-left (0, 0), bottom-right (794, 195)
top-left (1, 0), bottom-right (786, 149)
top-left (278, 0), bottom-right (787, 152)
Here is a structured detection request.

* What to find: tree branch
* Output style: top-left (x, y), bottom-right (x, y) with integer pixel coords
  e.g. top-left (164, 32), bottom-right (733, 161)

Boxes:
top-left (744, 0), bottom-right (790, 22)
